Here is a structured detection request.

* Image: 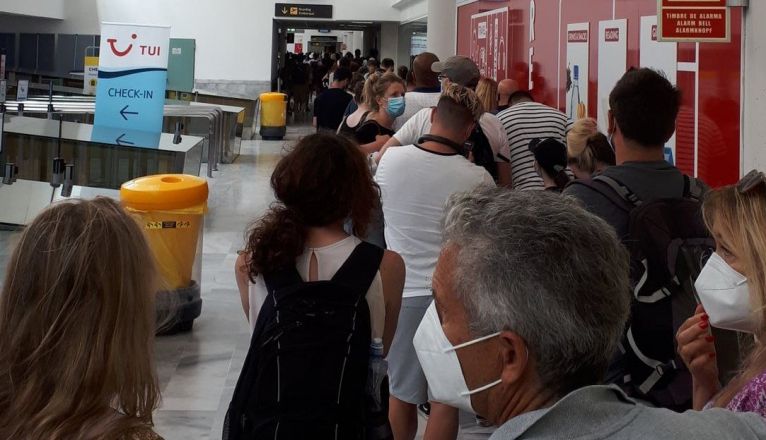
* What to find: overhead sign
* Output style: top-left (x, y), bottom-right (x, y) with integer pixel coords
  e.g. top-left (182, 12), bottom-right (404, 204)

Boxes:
top-left (658, 0), bottom-right (730, 43)
top-left (84, 56), bottom-right (99, 96)
top-left (275, 3), bottom-right (333, 19)
top-left (94, 23), bottom-right (170, 147)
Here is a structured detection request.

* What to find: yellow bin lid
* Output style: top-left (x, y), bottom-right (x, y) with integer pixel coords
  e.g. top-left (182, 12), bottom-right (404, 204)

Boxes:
top-left (120, 174), bottom-right (209, 211)
top-left (260, 92), bottom-right (287, 102)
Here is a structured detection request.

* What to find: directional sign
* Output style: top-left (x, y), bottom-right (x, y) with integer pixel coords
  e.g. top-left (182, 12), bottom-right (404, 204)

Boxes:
top-left (91, 125), bottom-right (161, 150)
top-left (275, 3), bottom-right (333, 19)
top-left (94, 23), bottom-right (170, 144)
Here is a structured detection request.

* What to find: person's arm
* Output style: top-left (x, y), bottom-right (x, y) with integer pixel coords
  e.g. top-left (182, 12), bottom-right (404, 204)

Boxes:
top-left (374, 135), bottom-right (403, 163)
top-left (235, 253), bottom-right (251, 321)
top-left (312, 116), bottom-right (318, 128)
top-left (482, 113), bottom-right (513, 187)
top-left (379, 250), bottom-right (405, 356)
top-left (497, 161), bottom-right (512, 188)
top-left (359, 135), bottom-right (391, 155)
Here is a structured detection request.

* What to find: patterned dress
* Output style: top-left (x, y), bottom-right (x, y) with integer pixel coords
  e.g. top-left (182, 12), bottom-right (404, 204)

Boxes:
top-left (727, 369), bottom-right (766, 417)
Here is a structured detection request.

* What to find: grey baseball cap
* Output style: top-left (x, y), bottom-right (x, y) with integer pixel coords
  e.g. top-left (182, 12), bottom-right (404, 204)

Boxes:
top-left (431, 56), bottom-right (481, 88)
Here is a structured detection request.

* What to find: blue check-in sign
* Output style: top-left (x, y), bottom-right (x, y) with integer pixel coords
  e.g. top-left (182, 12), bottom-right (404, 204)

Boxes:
top-left (93, 23), bottom-right (170, 147)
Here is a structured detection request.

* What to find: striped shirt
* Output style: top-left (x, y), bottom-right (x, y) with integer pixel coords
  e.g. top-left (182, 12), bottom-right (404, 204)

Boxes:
top-left (497, 102), bottom-right (569, 191)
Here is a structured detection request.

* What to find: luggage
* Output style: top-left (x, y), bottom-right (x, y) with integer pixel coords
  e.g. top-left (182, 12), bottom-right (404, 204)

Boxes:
top-left (223, 242), bottom-right (384, 439)
top-left (569, 174), bottom-right (735, 410)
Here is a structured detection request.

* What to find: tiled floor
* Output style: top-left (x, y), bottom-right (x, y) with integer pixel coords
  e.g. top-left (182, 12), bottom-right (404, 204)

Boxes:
top-left (0, 121), bottom-right (492, 439)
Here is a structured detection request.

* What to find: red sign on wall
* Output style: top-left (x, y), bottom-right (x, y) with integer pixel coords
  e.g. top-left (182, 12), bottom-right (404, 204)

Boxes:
top-left (469, 7), bottom-right (509, 81)
top-left (658, 0), bottom-right (730, 43)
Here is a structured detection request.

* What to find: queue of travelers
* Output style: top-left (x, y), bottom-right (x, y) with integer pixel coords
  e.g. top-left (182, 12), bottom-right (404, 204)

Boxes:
top-left (2, 48), bottom-right (766, 440)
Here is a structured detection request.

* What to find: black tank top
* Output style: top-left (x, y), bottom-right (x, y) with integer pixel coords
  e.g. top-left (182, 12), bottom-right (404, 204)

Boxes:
top-left (339, 112), bottom-right (395, 145)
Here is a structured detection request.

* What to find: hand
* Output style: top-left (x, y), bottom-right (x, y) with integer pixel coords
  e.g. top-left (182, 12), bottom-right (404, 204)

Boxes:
top-left (676, 305), bottom-right (719, 387)
top-left (375, 134), bottom-right (391, 145)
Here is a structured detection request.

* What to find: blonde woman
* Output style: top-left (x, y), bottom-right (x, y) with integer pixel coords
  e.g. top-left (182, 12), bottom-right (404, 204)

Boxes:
top-left (351, 72), bottom-right (406, 155)
top-left (0, 198), bottom-right (162, 439)
top-left (677, 170), bottom-right (766, 416)
top-left (566, 117), bottom-right (616, 179)
top-left (475, 76), bottom-right (498, 114)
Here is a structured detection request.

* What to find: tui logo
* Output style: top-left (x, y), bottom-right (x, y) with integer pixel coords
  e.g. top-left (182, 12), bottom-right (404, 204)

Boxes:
top-left (107, 34), bottom-right (137, 57)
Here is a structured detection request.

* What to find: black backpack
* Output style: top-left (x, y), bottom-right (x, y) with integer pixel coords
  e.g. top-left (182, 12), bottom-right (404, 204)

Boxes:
top-left (569, 174), bottom-right (738, 410)
top-left (223, 242), bottom-right (384, 439)
top-left (468, 122), bottom-right (499, 182)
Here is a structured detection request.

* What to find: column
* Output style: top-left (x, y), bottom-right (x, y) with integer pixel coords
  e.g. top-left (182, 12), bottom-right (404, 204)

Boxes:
top-left (381, 22), bottom-right (400, 65)
top-left (427, 0), bottom-right (457, 60)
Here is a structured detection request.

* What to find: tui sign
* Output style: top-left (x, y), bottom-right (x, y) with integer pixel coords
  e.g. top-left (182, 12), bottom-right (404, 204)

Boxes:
top-left (275, 3), bottom-right (333, 19)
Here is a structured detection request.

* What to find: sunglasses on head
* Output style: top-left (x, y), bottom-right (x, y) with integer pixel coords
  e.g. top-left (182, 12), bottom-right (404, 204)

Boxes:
top-left (737, 170), bottom-right (766, 194)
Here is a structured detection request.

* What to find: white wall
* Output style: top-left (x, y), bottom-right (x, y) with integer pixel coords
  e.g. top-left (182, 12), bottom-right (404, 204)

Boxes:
top-left (0, 0), bottom-right (64, 19)
top-left (398, 0), bottom-right (428, 23)
top-left (744, 3), bottom-right (766, 174)
top-left (0, 0), bottom-right (420, 88)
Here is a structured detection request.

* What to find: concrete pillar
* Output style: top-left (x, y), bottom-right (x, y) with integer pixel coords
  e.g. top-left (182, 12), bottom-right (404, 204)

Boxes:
top-left (744, 3), bottom-right (766, 174)
top-left (381, 22), bottom-right (400, 65)
top-left (398, 24), bottom-right (413, 69)
top-left (427, 0), bottom-right (456, 60)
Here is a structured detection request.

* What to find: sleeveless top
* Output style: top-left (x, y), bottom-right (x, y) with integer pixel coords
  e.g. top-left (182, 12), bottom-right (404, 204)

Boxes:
top-left (338, 110), bottom-right (369, 138)
top-left (338, 111), bottom-right (395, 145)
top-left (248, 236), bottom-right (385, 339)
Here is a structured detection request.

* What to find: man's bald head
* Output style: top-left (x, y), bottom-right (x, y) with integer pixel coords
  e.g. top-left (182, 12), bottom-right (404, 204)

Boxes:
top-left (412, 52), bottom-right (440, 88)
top-left (498, 79), bottom-right (520, 106)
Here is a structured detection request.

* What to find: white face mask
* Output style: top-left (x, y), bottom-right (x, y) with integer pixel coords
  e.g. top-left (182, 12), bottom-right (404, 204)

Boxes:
top-left (695, 252), bottom-right (757, 333)
top-left (413, 302), bottom-right (502, 414)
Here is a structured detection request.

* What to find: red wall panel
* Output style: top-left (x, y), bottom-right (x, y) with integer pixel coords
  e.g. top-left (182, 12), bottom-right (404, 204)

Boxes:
top-left (456, 0), bottom-right (743, 186)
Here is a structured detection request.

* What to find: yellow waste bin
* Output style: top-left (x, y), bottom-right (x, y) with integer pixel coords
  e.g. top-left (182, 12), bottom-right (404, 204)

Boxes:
top-left (121, 174), bottom-right (208, 333)
top-left (259, 92), bottom-right (287, 140)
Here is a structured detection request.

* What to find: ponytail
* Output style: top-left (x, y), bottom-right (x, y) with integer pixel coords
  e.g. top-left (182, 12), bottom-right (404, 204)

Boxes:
top-left (553, 169), bottom-right (572, 190)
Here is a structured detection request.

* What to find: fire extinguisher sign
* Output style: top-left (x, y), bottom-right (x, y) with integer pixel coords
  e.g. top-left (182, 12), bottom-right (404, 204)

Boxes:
top-left (93, 23), bottom-right (170, 146)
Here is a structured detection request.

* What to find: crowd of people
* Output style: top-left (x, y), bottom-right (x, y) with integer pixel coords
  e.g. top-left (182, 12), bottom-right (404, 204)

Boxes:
top-left (2, 49), bottom-right (766, 440)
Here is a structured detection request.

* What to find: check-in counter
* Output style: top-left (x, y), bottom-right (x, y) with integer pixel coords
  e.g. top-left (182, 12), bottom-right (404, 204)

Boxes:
top-left (0, 115), bottom-right (204, 226)
top-left (4, 97), bottom-right (245, 168)
top-left (163, 100), bottom-right (246, 164)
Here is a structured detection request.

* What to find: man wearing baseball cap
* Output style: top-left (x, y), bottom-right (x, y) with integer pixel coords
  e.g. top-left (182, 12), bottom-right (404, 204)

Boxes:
top-left (431, 55), bottom-right (482, 89)
top-left (377, 56), bottom-right (512, 187)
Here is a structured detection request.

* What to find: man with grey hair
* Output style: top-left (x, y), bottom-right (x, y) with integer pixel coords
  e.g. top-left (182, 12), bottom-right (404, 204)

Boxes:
top-left (414, 187), bottom-right (766, 439)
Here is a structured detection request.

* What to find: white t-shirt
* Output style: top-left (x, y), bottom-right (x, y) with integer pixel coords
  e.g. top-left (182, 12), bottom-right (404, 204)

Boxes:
top-left (375, 145), bottom-right (494, 298)
top-left (394, 92), bottom-right (441, 131)
top-left (393, 108), bottom-right (511, 162)
top-left (248, 236), bottom-right (385, 337)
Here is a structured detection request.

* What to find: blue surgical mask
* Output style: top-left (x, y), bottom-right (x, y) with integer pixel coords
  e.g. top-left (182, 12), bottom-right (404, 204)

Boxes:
top-left (387, 96), bottom-right (406, 118)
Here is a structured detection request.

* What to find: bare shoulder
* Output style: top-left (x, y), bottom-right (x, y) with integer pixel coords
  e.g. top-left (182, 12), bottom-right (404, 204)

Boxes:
top-left (235, 252), bottom-right (249, 270)
top-left (380, 250), bottom-right (405, 278)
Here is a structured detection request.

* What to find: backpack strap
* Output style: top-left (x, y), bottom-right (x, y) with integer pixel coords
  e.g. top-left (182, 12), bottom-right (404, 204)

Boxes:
top-left (593, 175), bottom-right (643, 207)
top-left (566, 177), bottom-right (635, 213)
top-left (331, 241), bottom-right (385, 294)
top-left (626, 327), bottom-right (683, 395)
top-left (263, 266), bottom-right (304, 296)
top-left (683, 175), bottom-right (706, 201)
